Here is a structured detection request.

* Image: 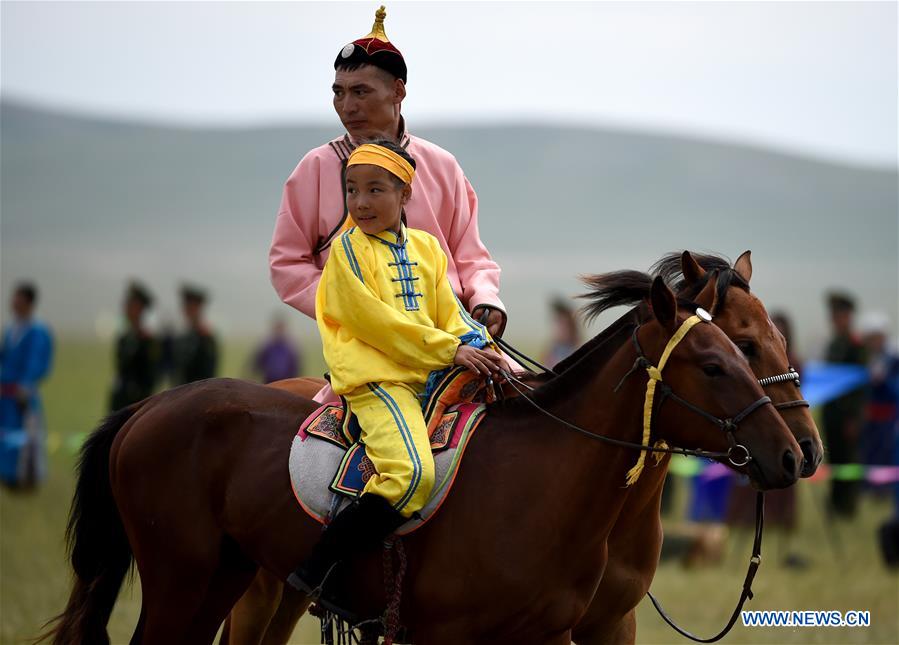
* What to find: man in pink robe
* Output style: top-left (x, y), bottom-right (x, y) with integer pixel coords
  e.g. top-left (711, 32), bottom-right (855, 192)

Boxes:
top-left (269, 6), bottom-right (507, 338)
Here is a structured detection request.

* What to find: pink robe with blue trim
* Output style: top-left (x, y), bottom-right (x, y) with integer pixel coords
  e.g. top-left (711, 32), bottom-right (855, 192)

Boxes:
top-left (269, 127), bottom-right (505, 321)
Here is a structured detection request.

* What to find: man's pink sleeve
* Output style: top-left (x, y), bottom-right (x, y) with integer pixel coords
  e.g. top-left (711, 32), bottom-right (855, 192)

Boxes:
top-left (269, 156), bottom-right (323, 320)
top-left (447, 165), bottom-right (505, 314)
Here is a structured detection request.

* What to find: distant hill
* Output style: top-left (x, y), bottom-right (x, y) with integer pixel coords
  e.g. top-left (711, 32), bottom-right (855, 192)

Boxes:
top-left (2, 100), bottom-right (896, 355)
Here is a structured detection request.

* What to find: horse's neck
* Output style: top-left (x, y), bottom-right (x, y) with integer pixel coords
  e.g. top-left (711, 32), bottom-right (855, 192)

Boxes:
top-left (493, 341), bottom-right (655, 546)
top-left (611, 457), bottom-right (671, 535)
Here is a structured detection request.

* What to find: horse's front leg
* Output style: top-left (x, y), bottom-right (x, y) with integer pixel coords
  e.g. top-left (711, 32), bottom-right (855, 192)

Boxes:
top-left (571, 549), bottom-right (648, 645)
top-left (260, 583), bottom-right (312, 645)
top-left (572, 608), bottom-right (636, 645)
top-left (223, 569), bottom-right (283, 645)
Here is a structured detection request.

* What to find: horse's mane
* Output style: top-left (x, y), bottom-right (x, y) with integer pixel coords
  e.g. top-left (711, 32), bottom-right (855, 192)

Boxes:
top-left (551, 304), bottom-right (643, 374)
top-left (578, 251), bottom-right (749, 326)
top-left (499, 252), bottom-right (750, 410)
top-left (579, 271), bottom-right (653, 324)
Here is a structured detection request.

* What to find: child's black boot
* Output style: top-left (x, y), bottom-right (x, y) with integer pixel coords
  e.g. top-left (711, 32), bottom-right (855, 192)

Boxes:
top-left (287, 493), bottom-right (406, 601)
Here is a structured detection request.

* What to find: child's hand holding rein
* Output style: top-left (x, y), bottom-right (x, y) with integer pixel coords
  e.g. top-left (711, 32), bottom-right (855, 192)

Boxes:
top-left (454, 345), bottom-right (510, 378)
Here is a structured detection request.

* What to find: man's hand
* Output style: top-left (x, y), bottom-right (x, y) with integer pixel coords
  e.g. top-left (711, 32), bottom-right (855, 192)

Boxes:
top-left (454, 345), bottom-right (510, 378)
top-left (472, 306), bottom-right (505, 338)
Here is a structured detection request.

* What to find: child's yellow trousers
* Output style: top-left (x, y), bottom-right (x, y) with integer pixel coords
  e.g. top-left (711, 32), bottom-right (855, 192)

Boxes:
top-left (345, 381), bottom-right (436, 518)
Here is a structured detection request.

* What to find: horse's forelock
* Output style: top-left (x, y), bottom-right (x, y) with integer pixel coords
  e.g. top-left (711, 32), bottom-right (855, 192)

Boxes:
top-left (650, 252), bottom-right (750, 312)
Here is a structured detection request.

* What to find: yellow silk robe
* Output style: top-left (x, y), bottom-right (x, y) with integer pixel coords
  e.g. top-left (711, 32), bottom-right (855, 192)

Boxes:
top-left (315, 224), bottom-right (489, 395)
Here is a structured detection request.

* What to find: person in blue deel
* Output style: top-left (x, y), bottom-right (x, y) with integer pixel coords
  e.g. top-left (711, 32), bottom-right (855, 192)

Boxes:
top-left (0, 282), bottom-right (54, 489)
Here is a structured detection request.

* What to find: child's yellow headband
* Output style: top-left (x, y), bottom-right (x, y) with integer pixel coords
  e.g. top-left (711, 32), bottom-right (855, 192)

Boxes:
top-left (347, 143), bottom-right (415, 185)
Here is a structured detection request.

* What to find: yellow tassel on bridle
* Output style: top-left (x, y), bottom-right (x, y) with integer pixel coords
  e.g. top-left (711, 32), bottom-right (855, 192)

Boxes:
top-left (625, 314), bottom-right (704, 486)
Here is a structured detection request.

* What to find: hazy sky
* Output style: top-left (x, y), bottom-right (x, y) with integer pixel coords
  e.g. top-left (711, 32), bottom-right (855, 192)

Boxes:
top-left (2, 1), bottom-right (896, 166)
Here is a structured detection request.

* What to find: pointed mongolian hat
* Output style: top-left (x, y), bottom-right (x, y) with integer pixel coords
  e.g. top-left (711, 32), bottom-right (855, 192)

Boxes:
top-left (334, 5), bottom-right (407, 83)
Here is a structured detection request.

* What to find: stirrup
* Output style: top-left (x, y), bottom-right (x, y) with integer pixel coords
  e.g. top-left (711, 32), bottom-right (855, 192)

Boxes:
top-left (286, 561), bottom-right (339, 597)
top-left (288, 563), bottom-right (361, 624)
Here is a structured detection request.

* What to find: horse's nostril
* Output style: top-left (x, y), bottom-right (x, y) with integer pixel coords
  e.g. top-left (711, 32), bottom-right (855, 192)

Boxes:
top-left (799, 438), bottom-right (815, 460)
top-left (798, 438), bottom-right (820, 476)
top-left (782, 449), bottom-right (798, 477)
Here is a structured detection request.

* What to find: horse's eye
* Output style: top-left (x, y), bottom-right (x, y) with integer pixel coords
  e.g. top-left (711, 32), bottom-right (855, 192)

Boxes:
top-left (702, 364), bottom-right (725, 377)
top-left (737, 341), bottom-right (757, 358)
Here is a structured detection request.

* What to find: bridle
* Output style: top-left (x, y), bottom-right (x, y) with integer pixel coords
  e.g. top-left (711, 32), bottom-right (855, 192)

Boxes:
top-left (497, 311), bottom-right (810, 415)
top-left (758, 367), bottom-right (810, 411)
top-left (616, 309), bottom-right (772, 482)
top-left (502, 308), bottom-right (773, 484)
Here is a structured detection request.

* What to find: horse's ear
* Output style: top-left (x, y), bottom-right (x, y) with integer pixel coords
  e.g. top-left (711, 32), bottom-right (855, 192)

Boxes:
top-left (734, 250), bottom-right (752, 284)
top-left (695, 270), bottom-right (720, 314)
top-left (650, 275), bottom-right (677, 332)
top-left (681, 250), bottom-right (706, 284)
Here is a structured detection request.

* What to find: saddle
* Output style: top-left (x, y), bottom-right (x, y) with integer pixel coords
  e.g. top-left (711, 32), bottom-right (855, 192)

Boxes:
top-left (289, 367), bottom-right (494, 535)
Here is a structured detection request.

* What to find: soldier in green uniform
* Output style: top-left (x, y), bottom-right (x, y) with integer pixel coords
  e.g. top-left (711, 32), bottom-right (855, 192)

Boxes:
top-left (172, 285), bottom-right (218, 385)
top-left (110, 282), bottom-right (159, 411)
top-left (822, 291), bottom-right (868, 517)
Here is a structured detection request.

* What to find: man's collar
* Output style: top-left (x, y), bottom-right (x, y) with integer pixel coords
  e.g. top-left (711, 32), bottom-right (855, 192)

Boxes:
top-left (344, 116), bottom-right (410, 150)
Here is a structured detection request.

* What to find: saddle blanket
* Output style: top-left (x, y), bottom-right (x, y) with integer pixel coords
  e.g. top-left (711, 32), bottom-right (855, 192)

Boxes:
top-left (289, 368), bottom-right (490, 535)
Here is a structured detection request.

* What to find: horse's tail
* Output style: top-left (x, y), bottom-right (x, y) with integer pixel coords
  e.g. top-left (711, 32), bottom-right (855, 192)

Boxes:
top-left (37, 405), bottom-right (138, 645)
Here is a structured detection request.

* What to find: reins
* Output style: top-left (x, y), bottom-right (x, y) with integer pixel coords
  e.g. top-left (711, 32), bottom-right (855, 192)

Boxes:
top-left (646, 491), bottom-right (765, 643)
top-left (495, 336), bottom-right (558, 375)
top-left (476, 307), bottom-right (559, 375)
top-left (503, 373), bottom-right (737, 463)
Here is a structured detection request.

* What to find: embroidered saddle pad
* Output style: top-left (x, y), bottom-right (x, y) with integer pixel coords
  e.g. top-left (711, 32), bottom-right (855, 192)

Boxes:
top-left (289, 367), bottom-right (492, 535)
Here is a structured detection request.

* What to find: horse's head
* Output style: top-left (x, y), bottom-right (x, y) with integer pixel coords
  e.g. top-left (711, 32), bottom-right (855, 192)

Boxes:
top-left (672, 250), bottom-right (823, 477)
top-left (640, 275), bottom-right (802, 490)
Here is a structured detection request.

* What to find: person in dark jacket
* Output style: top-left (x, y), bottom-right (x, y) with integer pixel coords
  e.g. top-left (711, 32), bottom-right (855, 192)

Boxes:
top-left (822, 291), bottom-right (867, 517)
top-left (172, 285), bottom-right (218, 385)
top-left (110, 282), bottom-right (159, 411)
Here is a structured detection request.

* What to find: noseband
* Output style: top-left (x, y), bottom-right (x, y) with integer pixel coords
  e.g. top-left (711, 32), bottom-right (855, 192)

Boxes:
top-left (757, 367), bottom-right (810, 411)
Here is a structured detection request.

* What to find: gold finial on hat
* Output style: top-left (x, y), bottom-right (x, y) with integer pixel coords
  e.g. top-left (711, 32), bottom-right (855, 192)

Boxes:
top-left (364, 5), bottom-right (390, 42)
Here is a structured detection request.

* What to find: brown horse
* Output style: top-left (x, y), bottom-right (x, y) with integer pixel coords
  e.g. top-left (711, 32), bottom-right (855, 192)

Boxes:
top-left (45, 276), bottom-right (802, 644)
top-left (566, 251), bottom-right (821, 644)
top-left (221, 376), bottom-right (323, 645)
top-left (225, 251), bottom-right (822, 645)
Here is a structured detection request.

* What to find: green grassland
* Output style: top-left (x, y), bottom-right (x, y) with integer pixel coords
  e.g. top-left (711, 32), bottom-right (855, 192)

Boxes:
top-left (0, 339), bottom-right (323, 644)
top-left (1, 340), bottom-right (897, 644)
